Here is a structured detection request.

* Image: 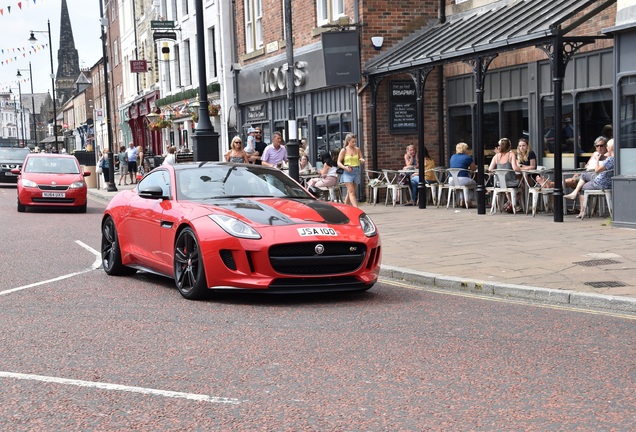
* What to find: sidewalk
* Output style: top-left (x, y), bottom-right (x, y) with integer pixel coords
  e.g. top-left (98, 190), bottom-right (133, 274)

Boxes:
top-left (88, 185), bottom-right (636, 313)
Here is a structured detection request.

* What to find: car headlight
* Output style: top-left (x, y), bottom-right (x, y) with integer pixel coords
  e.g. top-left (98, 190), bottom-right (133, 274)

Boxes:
top-left (209, 214), bottom-right (262, 239)
top-left (69, 180), bottom-right (86, 189)
top-left (359, 214), bottom-right (377, 237)
top-left (21, 179), bottom-right (37, 188)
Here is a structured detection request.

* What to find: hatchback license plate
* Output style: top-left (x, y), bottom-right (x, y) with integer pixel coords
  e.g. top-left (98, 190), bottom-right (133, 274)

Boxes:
top-left (42, 192), bottom-right (66, 198)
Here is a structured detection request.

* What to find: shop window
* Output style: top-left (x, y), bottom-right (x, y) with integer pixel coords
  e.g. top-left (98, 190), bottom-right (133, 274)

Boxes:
top-left (244, 0), bottom-right (263, 53)
top-left (315, 115), bottom-right (327, 156)
top-left (577, 89), bottom-right (612, 154)
top-left (619, 75), bottom-right (636, 174)
top-left (483, 102), bottom-right (499, 151)
top-left (501, 99), bottom-right (528, 144)
top-left (541, 95), bottom-right (573, 155)
top-left (448, 106), bottom-right (473, 151)
top-left (316, 0), bottom-right (345, 26)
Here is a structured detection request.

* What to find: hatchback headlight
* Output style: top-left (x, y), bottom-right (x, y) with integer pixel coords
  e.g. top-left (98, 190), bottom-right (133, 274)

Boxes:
top-left (21, 179), bottom-right (37, 188)
top-left (359, 214), bottom-right (377, 237)
top-left (69, 180), bottom-right (86, 189)
top-left (209, 214), bottom-right (261, 239)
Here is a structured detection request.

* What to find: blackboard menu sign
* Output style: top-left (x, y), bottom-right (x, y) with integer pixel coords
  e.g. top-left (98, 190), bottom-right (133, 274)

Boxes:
top-left (389, 80), bottom-right (417, 132)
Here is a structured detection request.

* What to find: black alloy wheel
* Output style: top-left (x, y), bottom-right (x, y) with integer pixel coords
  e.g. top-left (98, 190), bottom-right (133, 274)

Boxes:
top-left (101, 216), bottom-right (137, 276)
top-left (174, 227), bottom-right (207, 300)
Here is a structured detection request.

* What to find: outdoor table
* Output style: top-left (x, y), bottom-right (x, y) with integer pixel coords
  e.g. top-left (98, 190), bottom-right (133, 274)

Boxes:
top-left (299, 172), bottom-right (320, 187)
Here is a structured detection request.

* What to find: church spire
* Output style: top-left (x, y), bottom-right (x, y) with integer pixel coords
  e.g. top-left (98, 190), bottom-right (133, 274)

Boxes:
top-left (56, 0), bottom-right (81, 105)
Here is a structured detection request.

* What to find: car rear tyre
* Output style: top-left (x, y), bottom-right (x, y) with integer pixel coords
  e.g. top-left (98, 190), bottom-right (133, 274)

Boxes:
top-left (17, 199), bottom-right (25, 212)
top-left (102, 216), bottom-right (137, 276)
top-left (174, 227), bottom-right (207, 300)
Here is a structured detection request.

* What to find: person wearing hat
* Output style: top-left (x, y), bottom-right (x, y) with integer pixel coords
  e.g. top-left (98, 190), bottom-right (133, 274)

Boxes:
top-left (562, 117), bottom-right (574, 141)
top-left (245, 127), bottom-right (257, 156)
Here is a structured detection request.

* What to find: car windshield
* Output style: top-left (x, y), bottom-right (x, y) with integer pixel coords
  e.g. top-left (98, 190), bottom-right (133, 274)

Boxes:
top-left (176, 164), bottom-right (312, 201)
top-left (0, 147), bottom-right (31, 162)
top-left (25, 157), bottom-right (80, 174)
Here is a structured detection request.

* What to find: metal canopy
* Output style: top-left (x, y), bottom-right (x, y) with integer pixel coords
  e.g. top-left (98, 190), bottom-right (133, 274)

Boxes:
top-left (364, 0), bottom-right (614, 77)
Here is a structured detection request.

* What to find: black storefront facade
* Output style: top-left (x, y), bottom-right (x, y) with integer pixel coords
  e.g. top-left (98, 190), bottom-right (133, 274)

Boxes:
top-left (236, 42), bottom-right (359, 165)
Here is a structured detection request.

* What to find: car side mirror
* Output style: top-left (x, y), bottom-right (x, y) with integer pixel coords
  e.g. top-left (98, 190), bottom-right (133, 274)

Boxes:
top-left (11, 168), bottom-right (21, 175)
top-left (83, 170), bottom-right (91, 177)
top-left (138, 185), bottom-right (168, 200)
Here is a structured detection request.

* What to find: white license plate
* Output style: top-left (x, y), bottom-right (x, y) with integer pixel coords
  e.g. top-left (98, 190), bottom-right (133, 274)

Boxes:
top-left (42, 192), bottom-right (66, 198)
top-left (297, 227), bottom-right (338, 237)
top-left (5, 172), bottom-right (17, 176)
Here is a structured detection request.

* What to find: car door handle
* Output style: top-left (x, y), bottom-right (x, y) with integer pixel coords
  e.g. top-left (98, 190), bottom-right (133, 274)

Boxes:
top-left (160, 221), bottom-right (173, 229)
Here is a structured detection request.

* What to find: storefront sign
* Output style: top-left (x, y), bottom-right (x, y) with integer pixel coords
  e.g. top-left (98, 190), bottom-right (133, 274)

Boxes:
top-left (247, 103), bottom-right (267, 121)
top-left (130, 60), bottom-right (148, 73)
top-left (260, 61), bottom-right (308, 94)
top-left (151, 20), bottom-right (175, 29)
top-left (389, 80), bottom-right (417, 132)
top-left (321, 30), bottom-right (361, 86)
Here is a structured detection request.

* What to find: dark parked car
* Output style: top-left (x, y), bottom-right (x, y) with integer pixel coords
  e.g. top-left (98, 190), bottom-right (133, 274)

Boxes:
top-left (0, 147), bottom-right (31, 184)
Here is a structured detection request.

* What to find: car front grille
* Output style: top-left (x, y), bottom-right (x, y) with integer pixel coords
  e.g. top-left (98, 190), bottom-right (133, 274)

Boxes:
top-left (269, 242), bottom-right (366, 275)
top-left (39, 185), bottom-right (70, 191)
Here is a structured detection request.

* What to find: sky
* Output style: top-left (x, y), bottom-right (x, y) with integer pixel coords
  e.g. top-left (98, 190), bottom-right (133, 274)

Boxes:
top-left (0, 0), bottom-right (102, 96)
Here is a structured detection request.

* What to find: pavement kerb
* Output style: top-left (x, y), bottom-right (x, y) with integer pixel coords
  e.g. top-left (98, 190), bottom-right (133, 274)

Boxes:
top-left (380, 265), bottom-right (636, 314)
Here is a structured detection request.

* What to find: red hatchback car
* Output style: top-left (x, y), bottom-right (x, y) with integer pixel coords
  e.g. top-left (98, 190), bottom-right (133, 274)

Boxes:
top-left (14, 153), bottom-right (91, 213)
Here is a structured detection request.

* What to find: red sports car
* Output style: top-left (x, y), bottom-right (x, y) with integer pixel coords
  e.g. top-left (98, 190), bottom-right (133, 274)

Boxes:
top-left (101, 162), bottom-right (381, 299)
top-left (14, 153), bottom-right (91, 213)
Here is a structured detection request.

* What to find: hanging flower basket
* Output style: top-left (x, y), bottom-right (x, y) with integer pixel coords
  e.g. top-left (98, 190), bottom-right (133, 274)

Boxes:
top-left (148, 118), bottom-right (172, 131)
top-left (209, 104), bottom-right (221, 116)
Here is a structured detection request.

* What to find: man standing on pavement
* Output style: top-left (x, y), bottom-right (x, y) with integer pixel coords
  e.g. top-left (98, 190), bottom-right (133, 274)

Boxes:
top-left (261, 132), bottom-right (288, 169)
top-left (253, 128), bottom-right (267, 164)
top-left (126, 142), bottom-right (139, 184)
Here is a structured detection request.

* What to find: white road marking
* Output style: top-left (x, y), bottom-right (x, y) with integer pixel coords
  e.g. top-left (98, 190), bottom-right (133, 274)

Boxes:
top-left (0, 371), bottom-right (242, 404)
top-left (0, 240), bottom-right (101, 297)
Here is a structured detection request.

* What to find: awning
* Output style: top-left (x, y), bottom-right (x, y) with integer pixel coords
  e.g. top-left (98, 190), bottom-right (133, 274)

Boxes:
top-left (39, 136), bottom-right (64, 144)
top-left (364, 0), bottom-right (615, 77)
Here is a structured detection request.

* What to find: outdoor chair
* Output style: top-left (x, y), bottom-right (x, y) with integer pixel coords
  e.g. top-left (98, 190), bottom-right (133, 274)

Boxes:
top-left (582, 189), bottom-right (613, 219)
top-left (489, 168), bottom-right (523, 214)
top-left (365, 169), bottom-right (387, 205)
top-left (445, 168), bottom-right (474, 209)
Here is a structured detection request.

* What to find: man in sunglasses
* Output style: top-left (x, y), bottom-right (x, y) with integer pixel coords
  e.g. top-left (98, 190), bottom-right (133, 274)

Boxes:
top-left (249, 127), bottom-right (268, 164)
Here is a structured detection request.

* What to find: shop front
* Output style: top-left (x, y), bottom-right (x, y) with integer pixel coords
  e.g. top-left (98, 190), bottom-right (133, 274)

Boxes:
top-left (127, 89), bottom-right (161, 157)
top-left (236, 42), bottom-right (359, 165)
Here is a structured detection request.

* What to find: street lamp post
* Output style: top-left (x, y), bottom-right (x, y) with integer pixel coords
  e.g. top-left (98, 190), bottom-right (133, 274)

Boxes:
top-left (28, 21), bottom-right (58, 151)
top-left (10, 91), bottom-right (20, 146)
top-left (17, 63), bottom-right (37, 149)
top-left (16, 80), bottom-right (26, 147)
top-left (99, 0), bottom-right (117, 192)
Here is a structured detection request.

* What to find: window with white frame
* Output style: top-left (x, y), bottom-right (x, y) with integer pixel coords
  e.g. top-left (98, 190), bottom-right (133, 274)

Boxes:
top-left (316, 0), bottom-right (344, 26)
top-left (244, 0), bottom-right (263, 53)
top-left (183, 40), bottom-right (192, 86)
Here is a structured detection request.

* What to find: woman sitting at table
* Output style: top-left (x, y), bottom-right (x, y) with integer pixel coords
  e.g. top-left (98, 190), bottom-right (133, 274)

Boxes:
top-left (307, 150), bottom-right (338, 197)
top-left (449, 142), bottom-right (477, 207)
top-left (564, 139), bottom-right (614, 218)
top-left (489, 137), bottom-right (521, 212)
top-left (299, 154), bottom-right (313, 174)
top-left (516, 138), bottom-right (536, 171)
top-left (406, 145), bottom-right (436, 206)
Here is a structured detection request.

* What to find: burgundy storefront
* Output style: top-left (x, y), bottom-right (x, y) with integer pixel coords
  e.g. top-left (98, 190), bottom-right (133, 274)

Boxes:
top-left (127, 90), bottom-right (161, 156)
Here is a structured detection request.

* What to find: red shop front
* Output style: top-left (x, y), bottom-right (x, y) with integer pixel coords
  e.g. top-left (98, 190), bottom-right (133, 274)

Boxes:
top-left (127, 90), bottom-right (161, 156)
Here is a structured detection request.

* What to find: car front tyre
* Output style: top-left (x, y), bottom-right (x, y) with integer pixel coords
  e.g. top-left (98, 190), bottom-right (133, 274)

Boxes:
top-left (174, 227), bottom-right (208, 300)
top-left (17, 199), bottom-right (25, 213)
top-left (102, 216), bottom-right (137, 276)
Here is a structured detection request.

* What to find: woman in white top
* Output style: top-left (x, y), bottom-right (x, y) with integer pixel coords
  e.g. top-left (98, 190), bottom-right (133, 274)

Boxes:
top-left (306, 150), bottom-right (338, 195)
top-left (162, 146), bottom-right (177, 166)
